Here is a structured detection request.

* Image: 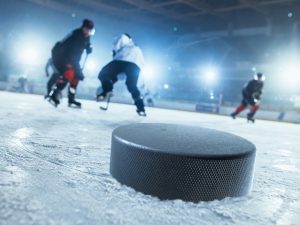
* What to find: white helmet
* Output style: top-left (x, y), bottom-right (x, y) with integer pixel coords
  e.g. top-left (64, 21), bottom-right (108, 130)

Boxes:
top-left (113, 33), bottom-right (133, 50)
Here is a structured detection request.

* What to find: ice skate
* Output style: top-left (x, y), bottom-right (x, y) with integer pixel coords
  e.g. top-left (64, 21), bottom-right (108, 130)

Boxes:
top-left (136, 109), bottom-right (147, 117)
top-left (247, 115), bottom-right (255, 123)
top-left (48, 96), bottom-right (59, 107)
top-left (48, 89), bottom-right (60, 107)
top-left (67, 88), bottom-right (81, 108)
top-left (68, 99), bottom-right (81, 108)
top-left (230, 112), bottom-right (237, 119)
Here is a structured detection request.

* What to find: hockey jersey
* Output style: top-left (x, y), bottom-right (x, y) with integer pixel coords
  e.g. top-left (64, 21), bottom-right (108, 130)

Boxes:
top-left (112, 34), bottom-right (144, 69)
top-left (243, 79), bottom-right (264, 97)
top-left (52, 28), bottom-right (90, 78)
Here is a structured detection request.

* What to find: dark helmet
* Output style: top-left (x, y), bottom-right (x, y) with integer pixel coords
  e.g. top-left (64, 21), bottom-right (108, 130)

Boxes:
top-left (257, 72), bottom-right (263, 78)
top-left (82, 19), bottom-right (94, 30)
top-left (254, 72), bottom-right (265, 81)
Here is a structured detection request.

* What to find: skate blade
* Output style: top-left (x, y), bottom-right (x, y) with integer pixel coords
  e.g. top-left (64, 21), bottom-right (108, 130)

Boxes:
top-left (68, 104), bottom-right (81, 109)
top-left (48, 99), bottom-right (58, 107)
top-left (137, 111), bottom-right (147, 117)
top-left (247, 119), bottom-right (255, 123)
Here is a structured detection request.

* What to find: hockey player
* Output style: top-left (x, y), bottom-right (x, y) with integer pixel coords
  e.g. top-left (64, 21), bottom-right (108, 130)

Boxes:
top-left (97, 33), bottom-right (146, 116)
top-left (45, 58), bottom-right (60, 98)
top-left (48, 19), bottom-right (94, 107)
top-left (230, 72), bottom-right (265, 122)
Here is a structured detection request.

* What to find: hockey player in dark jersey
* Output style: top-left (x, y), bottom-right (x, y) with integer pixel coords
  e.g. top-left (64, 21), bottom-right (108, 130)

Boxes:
top-left (48, 19), bottom-right (94, 107)
top-left (230, 72), bottom-right (265, 122)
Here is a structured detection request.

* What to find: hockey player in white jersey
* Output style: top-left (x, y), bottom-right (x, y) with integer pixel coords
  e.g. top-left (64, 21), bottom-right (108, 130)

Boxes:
top-left (97, 33), bottom-right (146, 116)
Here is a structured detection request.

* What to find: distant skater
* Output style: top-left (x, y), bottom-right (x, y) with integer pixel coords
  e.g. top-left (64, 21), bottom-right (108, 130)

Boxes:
top-left (230, 72), bottom-right (265, 122)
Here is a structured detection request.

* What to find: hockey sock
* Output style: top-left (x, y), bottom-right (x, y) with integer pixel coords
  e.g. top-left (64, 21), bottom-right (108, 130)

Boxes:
top-left (235, 104), bottom-right (246, 114)
top-left (249, 104), bottom-right (259, 117)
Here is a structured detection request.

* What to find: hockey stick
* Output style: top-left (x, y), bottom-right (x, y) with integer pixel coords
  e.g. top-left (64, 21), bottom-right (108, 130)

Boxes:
top-left (81, 53), bottom-right (89, 71)
top-left (100, 93), bottom-right (112, 111)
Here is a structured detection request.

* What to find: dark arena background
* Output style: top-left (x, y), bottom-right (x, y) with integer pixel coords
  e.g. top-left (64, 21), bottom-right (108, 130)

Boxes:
top-left (0, 1), bottom-right (299, 225)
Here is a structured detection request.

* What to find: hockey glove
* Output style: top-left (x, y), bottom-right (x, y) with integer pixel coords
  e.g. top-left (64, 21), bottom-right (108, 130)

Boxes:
top-left (77, 71), bottom-right (85, 81)
top-left (253, 93), bottom-right (261, 100)
top-left (86, 44), bottom-right (93, 54)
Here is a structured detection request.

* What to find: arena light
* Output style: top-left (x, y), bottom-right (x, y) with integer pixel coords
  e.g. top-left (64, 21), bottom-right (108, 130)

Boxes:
top-left (85, 59), bottom-right (98, 73)
top-left (141, 65), bottom-right (157, 81)
top-left (19, 46), bottom-right (40, 66)
top-left (278, 60), bottom-right (300, 89)
top-left (210, 90), bottom-right (215, 100)
top-left (269, 48), bottom-right (300, 91)
top-left (285, 63), bottom-right (300, 78)
top-left (202, 66), bottom-right (219, 84)
top-left (266, 58), bottom-right (299, 93)
top-left (284, 64), bottom-right (300, 89)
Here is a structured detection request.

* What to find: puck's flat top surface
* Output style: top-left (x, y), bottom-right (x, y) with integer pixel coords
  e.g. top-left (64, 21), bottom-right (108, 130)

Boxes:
top-left (113, 123), bottom-right (255, 158)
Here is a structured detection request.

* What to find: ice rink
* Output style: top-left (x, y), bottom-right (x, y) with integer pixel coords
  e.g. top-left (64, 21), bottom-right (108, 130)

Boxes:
top-left (0, 91), bottom-right (299, 225)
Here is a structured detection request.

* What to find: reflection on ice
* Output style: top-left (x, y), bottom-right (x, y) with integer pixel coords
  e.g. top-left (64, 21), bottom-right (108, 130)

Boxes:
top-left (13, 128), bottom-right (32, 139)
top-left (1, 165), bottom-right (28, 186)
top-left (1, 92), bottom-right (300, 225)
top-left (273, 164), bottom-right (299, 172)
top-left (277, 149), bottom-right (292, 157)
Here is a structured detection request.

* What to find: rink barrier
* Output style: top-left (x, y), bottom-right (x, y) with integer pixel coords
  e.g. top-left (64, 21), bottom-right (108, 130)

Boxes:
top-left (110, 123), bottom-right (256, 202)
top-left (0, 85), bottom-right (299, 123)
top-left (109, 96), bottom-right (300, 123)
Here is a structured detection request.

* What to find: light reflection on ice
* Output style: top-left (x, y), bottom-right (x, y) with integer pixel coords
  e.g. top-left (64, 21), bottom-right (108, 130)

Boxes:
top-left (273, 164), bottom-right (299, 172)
top-left (1, 92), bottom-right (300, 225)
top-left (13, 128), bottom-right (32, 139)
top-left (277, 149), bottom-right (292, 157)
top-left (1, 165), bottom-right (28, 185)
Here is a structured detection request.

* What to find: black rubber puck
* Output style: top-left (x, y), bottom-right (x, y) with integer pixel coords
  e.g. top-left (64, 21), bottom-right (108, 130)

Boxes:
top-left (110, 123), bottom-right (256, 202)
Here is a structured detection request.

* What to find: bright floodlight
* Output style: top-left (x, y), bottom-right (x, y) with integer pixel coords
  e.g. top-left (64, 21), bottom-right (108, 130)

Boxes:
top-left (276, 59), bottom-right (300, 90)
top-left (163, 84), bottom-right (169, 89)
top-left (20, 46), bottom-right (39, 65)
top-left (285, 64), bottom-right (299, 77)
top-left (141, 65), bottom-right (156, 81)
top-left (86, 59), bottom-right (97, 73)
top-left (203, 66), bottom-right (218, 84)
top-left (272, 52), bottom-right (300, 91)
top-left (282, 61), bottom-right (300, 78)
top-left (284, 63), bottom-right (300, 87)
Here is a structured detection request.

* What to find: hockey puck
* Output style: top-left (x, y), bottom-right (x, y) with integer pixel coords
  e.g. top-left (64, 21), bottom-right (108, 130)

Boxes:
top-left (110, 123), bottom-right (256, 202)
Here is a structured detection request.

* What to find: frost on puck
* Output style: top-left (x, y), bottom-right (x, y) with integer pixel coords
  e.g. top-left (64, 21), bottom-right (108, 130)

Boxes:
top-left (110, 123), bottom-right (256, 202)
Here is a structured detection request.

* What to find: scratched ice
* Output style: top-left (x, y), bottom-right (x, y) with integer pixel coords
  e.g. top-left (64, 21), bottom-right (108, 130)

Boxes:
top-left (0, 92), bottom-right (299, 225)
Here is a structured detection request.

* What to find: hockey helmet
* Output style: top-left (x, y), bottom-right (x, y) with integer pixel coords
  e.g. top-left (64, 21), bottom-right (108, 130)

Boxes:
top-left (254, 72), bottom-right (265, 81)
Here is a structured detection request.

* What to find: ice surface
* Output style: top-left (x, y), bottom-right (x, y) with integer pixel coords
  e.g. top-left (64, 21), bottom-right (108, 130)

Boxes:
top-left (0, 91), bottom-right (299, 225)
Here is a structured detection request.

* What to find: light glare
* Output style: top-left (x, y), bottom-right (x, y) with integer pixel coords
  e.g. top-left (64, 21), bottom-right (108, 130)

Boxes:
top-left (202, 66), bottom-right (218, 84)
